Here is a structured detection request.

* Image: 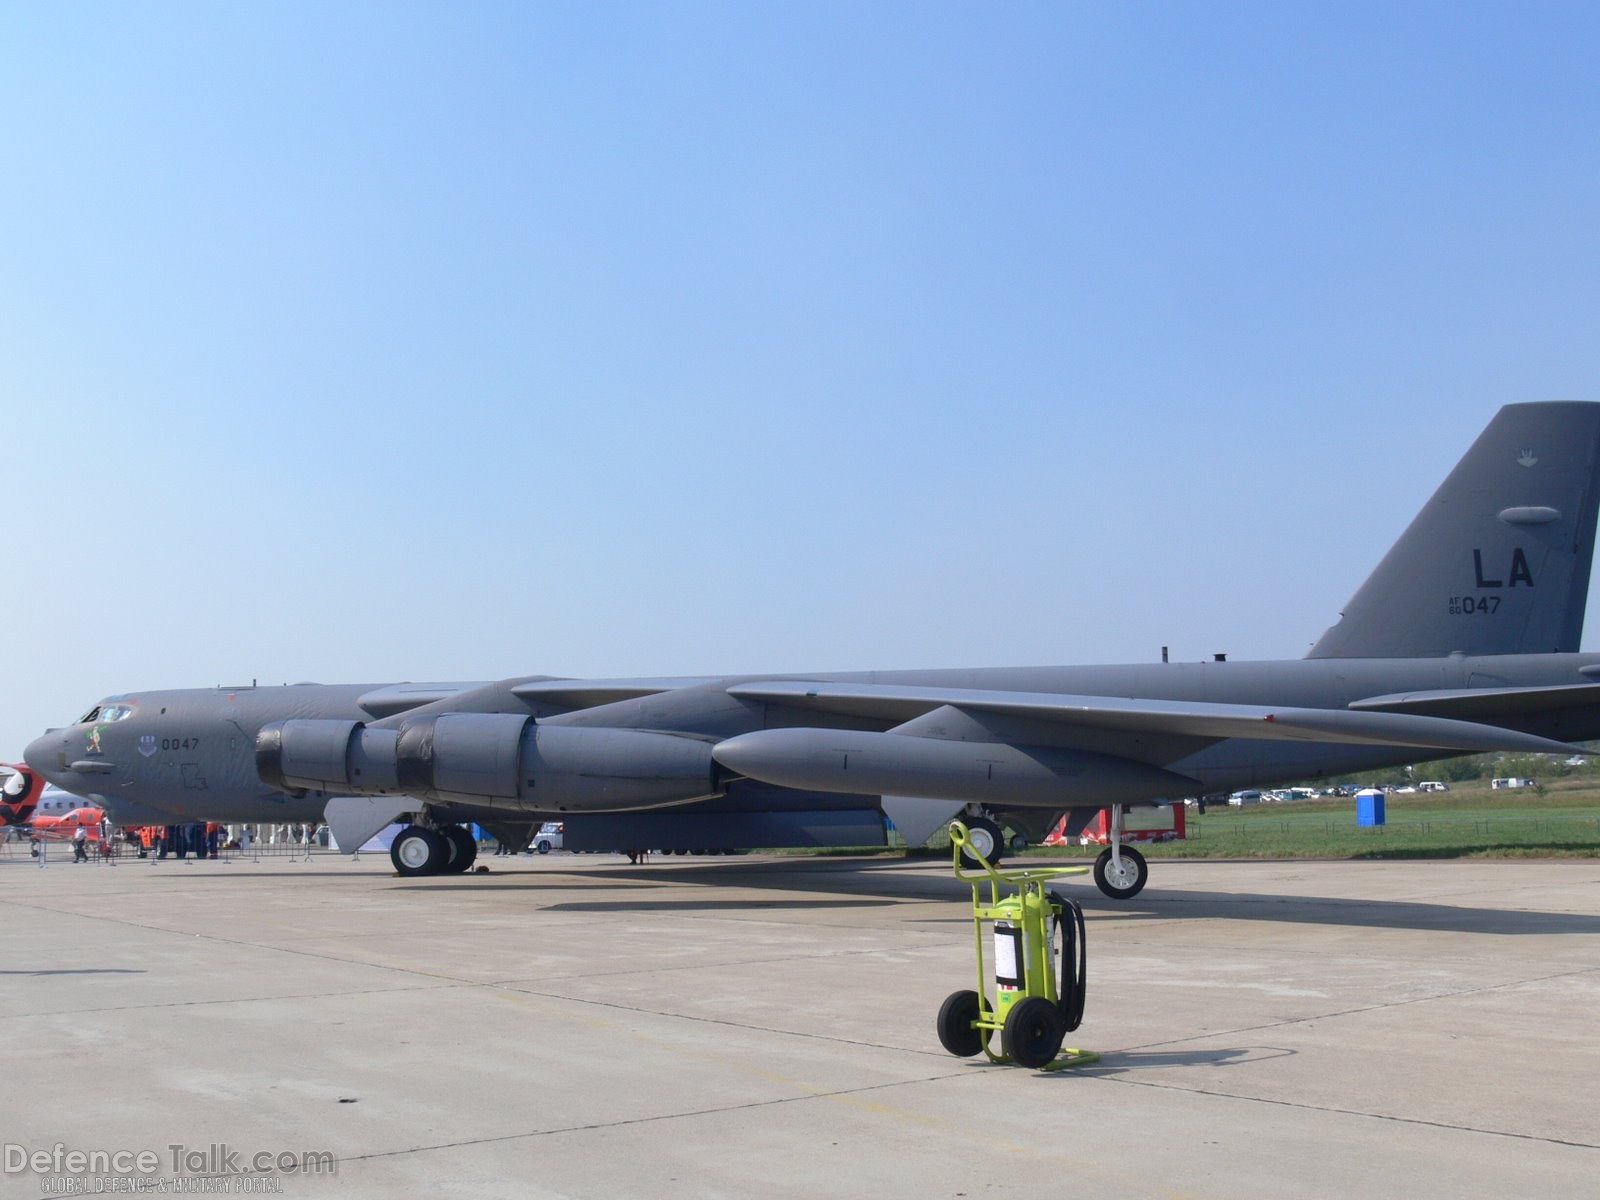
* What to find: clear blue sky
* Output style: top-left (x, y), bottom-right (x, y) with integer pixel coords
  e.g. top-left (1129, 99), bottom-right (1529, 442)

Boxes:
top-left (5, 2), bottom-right (1600, 750)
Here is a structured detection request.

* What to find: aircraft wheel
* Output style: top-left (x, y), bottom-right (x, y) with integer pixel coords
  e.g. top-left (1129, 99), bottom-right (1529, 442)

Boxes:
top-left (1002, 996), bottom-right (1066, 1069)
top-left (936, 989), bottom-right (988, 1058)
top-left (391, 826), bottom-right (447, 877)
top-left (959, 816), bottom-right (1005, 870)
top-left (442, 826), bottom-right (477, 873)
top-left (1093, 844), bottom-right (1148, 899)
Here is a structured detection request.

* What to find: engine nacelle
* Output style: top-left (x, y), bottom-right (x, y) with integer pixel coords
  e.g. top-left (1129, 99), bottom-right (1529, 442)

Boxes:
top-left (256, 720), bottom-right (400, 795)
top-left (257, 714), bottom-right (719, 812)
top-left (711, 727), bottom-right (1200, 808)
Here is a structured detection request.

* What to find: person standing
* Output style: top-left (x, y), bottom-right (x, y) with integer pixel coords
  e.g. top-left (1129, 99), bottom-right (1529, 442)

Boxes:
top-left (72, 822), bottom-right (88, 862)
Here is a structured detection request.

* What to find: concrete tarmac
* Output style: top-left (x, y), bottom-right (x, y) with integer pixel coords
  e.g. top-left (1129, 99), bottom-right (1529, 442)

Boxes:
top-left (2, 845), bottom-right (1598, 1198)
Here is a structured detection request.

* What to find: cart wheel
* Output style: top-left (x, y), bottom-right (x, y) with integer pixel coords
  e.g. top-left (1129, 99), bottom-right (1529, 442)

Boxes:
top-left (958, 816), bottom-right (1006, 869)
top-left (1093, 844), bottom-right (1148, 899)
top-left (936, 990), bottom-right (988, 1058)
top-left (1003, 996), bottom-right (1066, 1068)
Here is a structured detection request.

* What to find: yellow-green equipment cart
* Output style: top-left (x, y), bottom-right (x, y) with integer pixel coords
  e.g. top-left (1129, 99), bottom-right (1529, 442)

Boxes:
top-left (937, 820), bottom-right (1096, 1070)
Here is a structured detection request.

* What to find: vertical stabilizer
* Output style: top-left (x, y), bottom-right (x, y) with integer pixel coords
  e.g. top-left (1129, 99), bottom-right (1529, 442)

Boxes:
top-left (1, 764), bottom-right (45, 826)
top-left (1307, 402), bottom-right (1600, 659)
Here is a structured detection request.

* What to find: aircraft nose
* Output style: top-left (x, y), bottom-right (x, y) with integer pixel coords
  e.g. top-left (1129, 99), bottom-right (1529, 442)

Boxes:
top-left (24, 730), bottom-right (61, 777)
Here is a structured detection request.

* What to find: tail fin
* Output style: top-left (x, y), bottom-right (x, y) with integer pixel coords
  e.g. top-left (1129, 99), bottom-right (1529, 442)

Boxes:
top-left (1307, 401), bottom-right (1600, 659)
top-left (0, 763), bottom-right (44, 826)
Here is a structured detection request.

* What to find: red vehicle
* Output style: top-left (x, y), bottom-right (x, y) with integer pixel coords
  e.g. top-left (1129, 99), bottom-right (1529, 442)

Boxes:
top-left (1044, 805), bottom-right (1185, 846)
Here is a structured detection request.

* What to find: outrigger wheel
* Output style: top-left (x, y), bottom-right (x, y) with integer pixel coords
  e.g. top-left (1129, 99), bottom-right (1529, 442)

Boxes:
top-left (1092, 844), bottom-right (1148, 899)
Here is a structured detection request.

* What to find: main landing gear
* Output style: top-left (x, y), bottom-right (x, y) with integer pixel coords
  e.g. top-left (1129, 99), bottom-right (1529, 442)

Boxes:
top-left (390, 823), bottom-right (478, 877)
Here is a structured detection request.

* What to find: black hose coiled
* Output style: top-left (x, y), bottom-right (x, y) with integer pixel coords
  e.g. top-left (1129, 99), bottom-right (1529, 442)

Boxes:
top-left (1050, 890), bottom-right (1087, 1032)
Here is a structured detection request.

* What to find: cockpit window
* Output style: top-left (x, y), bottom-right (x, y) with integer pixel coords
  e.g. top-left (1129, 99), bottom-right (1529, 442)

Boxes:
top-left (80, 702), bottom-right (135, 724)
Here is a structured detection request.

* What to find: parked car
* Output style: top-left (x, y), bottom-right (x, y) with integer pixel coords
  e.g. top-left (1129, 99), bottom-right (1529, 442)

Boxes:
top-left (1417, 781), bottom-right (1450, 792)
top-left (531, 821), bottom-right (564, 853)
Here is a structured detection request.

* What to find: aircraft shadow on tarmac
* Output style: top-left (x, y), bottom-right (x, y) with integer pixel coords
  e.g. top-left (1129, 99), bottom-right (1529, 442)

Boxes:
top-left (537, 898), bottom-right (902, 912)
top-left (395, 859), bottom-right (909, 910)
top-left (1077, 1046), bottom-right (1285, 1076)
top-left (377, 854), bottom-right (1600, 935)
top-left (1090, 887), bottom-right (1600, 936)
top-left (0, 968), bottom-right (147, 976)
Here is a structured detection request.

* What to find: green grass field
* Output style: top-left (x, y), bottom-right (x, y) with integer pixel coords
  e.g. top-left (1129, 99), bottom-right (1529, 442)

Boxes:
top-left (1018, 779), bottom-right (1600, 860)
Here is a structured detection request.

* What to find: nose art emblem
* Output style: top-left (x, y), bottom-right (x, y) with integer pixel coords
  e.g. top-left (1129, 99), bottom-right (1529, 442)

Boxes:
top-left (139, 735), bottom-right (157, 758)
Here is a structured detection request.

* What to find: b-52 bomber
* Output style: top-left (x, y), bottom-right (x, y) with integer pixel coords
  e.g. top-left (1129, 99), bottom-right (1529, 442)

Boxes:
top-left (28, 402), bottom-right (1600, 898)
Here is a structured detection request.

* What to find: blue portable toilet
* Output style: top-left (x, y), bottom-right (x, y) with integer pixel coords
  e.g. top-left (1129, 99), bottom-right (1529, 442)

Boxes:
top-left (1356, 788), bottom-right (1386, 826)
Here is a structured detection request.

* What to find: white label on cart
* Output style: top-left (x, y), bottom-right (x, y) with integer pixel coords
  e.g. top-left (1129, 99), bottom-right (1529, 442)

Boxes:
top-left (994, 926), bottom-right (1021, 987)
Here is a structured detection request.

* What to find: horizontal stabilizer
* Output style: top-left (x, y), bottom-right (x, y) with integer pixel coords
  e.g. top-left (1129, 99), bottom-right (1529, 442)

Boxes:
top-left (1349, 683), bottom-right (1600, 721)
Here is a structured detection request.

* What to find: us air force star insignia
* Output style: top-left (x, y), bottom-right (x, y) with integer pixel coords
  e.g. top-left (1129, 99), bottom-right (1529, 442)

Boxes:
top-left (1518, 448), bottom-right (1538, 467)
top-left (139, 734), bottom-right (157, 757)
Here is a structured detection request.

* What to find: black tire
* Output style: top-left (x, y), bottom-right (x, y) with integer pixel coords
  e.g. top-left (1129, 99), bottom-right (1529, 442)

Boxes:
top-left (391, 826), bottom-right (447, 877)
top-left (442, 826), bottom-right (477, 873)
top-left (1093, 844), bottom-right (1149, 899)
top-left (1002, 996), bottom-right (1066, 1069)
top-left (535, 840), bottom-right (552, 854)
top-left (959, 816), bottom-right (1006, 870)
top-left (936, 990), bottom-right (988, 1058)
